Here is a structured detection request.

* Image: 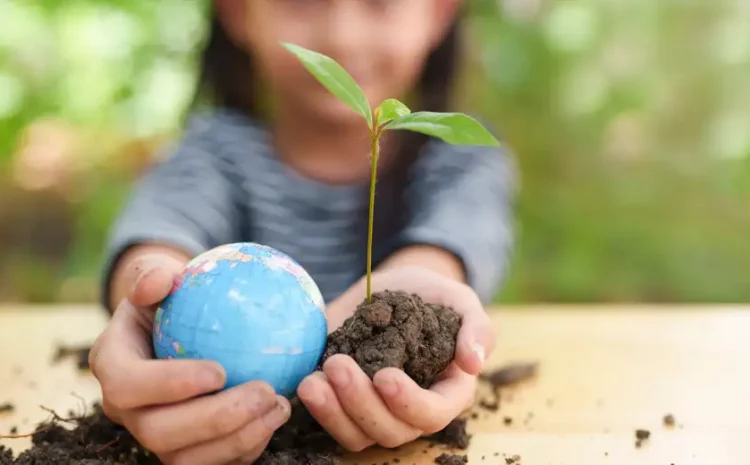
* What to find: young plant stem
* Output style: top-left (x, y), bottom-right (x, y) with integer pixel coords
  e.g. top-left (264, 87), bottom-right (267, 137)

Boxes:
top-left (366, 129), bottom-right (380, 304)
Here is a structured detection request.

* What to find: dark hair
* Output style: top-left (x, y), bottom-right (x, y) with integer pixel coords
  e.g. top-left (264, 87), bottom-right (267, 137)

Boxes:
top-left (193, 10), bottom-right (463, 252)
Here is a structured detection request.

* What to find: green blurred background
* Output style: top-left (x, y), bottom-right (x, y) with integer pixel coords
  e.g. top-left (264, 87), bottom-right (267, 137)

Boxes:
top-left (0, 0), bottom-right (748, 304)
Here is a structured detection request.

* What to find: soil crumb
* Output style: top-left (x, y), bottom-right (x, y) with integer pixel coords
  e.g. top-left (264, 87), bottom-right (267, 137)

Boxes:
top-left (0, 404), bottom-right (15, 414)
top-left (426, 419), bottom-right (470, 450)
top-left (635, 428), bottom-right (651, 448)
top-left (505, 454), bottom-right (521, 464)
top-left (479, 363), bottom-right (538, 388)
top-left (434, 453), bottom-right (467, 465)
top-left (477, 362), bottom-right (538, 412)
top-left (52, 344), bottom-right (91, 370)
top-left (663, 414), bottom-right (675, 427)
top-left (323, 291), bottom-right (461, 388)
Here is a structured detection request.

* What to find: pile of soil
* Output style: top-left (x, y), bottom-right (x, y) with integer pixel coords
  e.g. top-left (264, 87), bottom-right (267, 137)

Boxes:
top-left (322, 290), bottom-right (461, 388)
top-left (0, 404), bottom-right (159, 465)
top-left (2, 290), bottom-right (533, 464)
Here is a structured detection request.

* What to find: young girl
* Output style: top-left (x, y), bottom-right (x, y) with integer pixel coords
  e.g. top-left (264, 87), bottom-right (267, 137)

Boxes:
top-left (88, 1), bottom-right (516, 463)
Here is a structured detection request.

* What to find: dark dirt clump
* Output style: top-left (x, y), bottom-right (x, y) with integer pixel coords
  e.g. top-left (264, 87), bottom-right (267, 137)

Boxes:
top-left (434, 453), bottom-right (468, 464)
top-left (663, 414), bottom-right (675, 427)
top-left (635, 428), bottom-right (650, 448)
top-left (256, 400), bottom-right (338, 465)
top-left (426, 419), bottom-right (470, 450)
top-left (322, 291), bottom-right (461, 388)
top-left (0, 404), bottom-right (14, 415)
top-left (0, 404), bottom-right (159, 464)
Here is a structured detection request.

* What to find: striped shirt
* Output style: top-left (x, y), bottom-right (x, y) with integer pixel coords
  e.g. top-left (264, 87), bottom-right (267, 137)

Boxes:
top-left (102, 108), bottom-right (517, 307)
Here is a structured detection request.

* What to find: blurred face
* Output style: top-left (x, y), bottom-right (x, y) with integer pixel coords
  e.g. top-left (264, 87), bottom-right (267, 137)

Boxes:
top-left (216, 0), bottom-right (459, 125)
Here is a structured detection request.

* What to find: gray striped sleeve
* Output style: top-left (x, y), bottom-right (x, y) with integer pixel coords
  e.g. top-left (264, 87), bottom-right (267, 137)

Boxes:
top-left (391, 140), bottom-right (518, 304)
top-left (100, 115), bottom-right (241, 309)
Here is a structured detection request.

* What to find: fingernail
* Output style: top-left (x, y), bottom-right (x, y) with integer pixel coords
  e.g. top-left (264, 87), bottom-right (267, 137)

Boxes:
top-left (378, 378), bottom-right (399, 397)
top-left (328, 368), bottom-right (350, 388)
top-left (472, 342), bottom-right (486, 367)
top-left (262, 398), bottom-right (290, 428)
top-left (131, 265), bottom-right (158, 294)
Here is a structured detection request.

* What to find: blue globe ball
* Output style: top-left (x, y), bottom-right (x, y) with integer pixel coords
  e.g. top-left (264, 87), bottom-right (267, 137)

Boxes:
top-left (152, 242), bottom-right (328, 398)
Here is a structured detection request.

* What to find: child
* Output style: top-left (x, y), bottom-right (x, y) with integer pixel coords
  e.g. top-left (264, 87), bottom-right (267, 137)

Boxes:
top-left (88, 1), bottom-right (516, 463)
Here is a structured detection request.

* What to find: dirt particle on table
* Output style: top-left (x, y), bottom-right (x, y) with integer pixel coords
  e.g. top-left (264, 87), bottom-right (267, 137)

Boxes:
top-left (9, 426), bottom-right (17, 434)
top-left (479, 363), bottom-right (538, 388)
top-left (635, 428), bottom-right (651, 448)
top-left (477, 362), bottom-right (537, 413)
top-left (478, 397), bottom-right (500, 411)
top-left (503, 416), bottom-right (513, 425)
top-left (663, 413), bottom-right (676, 427)
top-left (52, 344), bottom-right (92, 370)
top-left (426, 418), bottom-right (470, 449)
top-left (434, 453), bottom-right (468, 465)
top-left (505, 454), bottom-right (522, 464)
top-left (0, 403), bottom-right (14, 414)
top-left (322, 291), bottom-right (461, 389)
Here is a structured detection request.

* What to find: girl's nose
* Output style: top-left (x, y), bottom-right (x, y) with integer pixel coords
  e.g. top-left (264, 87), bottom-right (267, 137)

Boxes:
top-left (318, 1), bottom-right (372, 61)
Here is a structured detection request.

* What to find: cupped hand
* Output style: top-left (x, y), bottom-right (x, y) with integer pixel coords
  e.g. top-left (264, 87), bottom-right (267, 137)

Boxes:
top-left (89, 254), bottom-right (291, 465)
top-left (297, 267), bottom-right (495, 451)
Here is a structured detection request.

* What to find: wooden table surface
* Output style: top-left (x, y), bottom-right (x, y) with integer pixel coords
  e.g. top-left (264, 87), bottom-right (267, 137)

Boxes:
top-left (1, 304), bottom-right (749, 465)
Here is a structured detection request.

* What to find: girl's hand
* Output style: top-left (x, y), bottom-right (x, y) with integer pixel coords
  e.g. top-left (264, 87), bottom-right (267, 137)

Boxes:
top-left (89, 254), bottom-right (291, 465)
top-left (297, 267), bottom-right (495, 451)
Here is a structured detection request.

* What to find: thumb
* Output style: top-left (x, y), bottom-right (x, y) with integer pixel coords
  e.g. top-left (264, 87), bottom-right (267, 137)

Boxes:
top-left (454, 314), bottom-right (496, 376)
top-left (130, 255), bottom-right (186, 307)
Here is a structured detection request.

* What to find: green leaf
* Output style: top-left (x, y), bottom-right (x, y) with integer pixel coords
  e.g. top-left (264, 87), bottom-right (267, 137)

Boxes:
top-left (375, 98), bottom-right (410, 128)
top-left (385, 112), bottom-right (500, 146)
top-left (281, 42), bottom-right (372, 126)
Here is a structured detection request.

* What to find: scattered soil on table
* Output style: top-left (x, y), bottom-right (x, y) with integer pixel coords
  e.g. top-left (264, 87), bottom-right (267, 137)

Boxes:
top-left (52, 344), bottom-right (91, 370)
top-left (503, 416), bottom-right (513, 425)
top-left (504, 454), bottom-right (521, 464)
top-left (635, 428), bottom-right (651, 448)
top-left (322, 291), bottom-right (461, 388)
top-left (434, 453), bottom-right (467, 464)
top-left (0, 404), bottom-right (14, 415)
top-left (663, 413), bottom-right (675, 427)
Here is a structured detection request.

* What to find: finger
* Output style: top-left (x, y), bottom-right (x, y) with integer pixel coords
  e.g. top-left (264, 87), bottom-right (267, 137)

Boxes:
top-left (323, 355), bottom-right (421, 448)
top-left (126, 381), bottom-right (278, 454)
top-left (163, 396), bottom-right (290, 465)
top-left (297, 372), bottom-right (373, 452)
top-left (373, 364), bottom-right (475, 434)
top-left (130, 259), bottom-right (183, 307)
top-left (454, 308), bottom-right (496, 375)
top-left (436, 285), bottom-right (496, 375)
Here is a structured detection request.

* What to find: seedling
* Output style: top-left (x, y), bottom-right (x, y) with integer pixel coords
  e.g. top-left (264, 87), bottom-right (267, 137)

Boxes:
top-left (282, 42), bottom-right (500, 303)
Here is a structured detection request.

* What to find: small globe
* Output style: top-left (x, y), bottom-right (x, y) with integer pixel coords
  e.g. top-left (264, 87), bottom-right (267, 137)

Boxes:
top-left (152, 242), bottom-right (328, 398)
